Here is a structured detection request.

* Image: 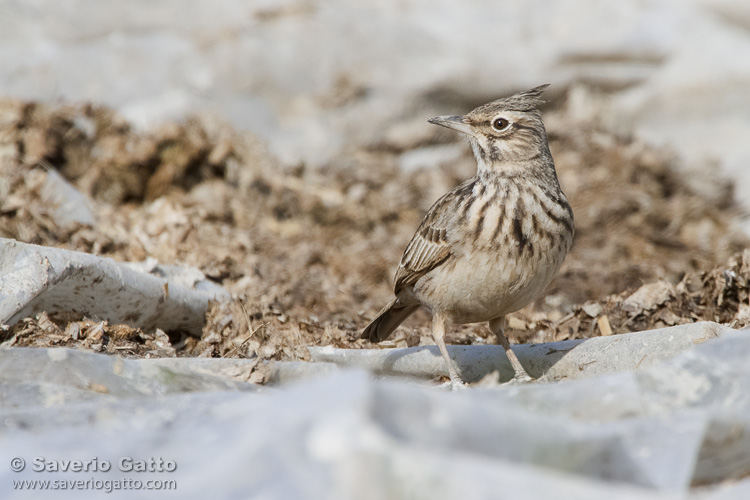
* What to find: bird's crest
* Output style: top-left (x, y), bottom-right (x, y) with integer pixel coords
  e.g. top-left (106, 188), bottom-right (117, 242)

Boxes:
top-left (470, 84), bottom-right (549, 115)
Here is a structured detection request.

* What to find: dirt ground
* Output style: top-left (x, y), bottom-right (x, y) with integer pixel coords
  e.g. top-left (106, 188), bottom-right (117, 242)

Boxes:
top-left (1, 95), bottom-right (748, 373)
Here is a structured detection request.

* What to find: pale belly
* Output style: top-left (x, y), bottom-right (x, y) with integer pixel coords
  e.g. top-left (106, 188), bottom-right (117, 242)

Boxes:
top-left (413, 246), bottom-right (565, 324)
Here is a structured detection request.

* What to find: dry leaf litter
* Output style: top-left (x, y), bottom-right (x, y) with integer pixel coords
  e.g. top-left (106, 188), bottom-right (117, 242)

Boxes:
top-left (0, 95), bottom-right (748, 381)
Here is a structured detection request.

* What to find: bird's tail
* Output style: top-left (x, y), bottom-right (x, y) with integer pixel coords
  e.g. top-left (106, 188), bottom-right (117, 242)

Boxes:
top-left (361, 297), bottom-right (419, 343)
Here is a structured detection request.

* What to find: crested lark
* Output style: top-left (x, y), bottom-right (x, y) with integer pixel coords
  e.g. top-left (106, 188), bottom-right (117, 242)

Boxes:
top-left (362, 85), bottom-right (574, 388)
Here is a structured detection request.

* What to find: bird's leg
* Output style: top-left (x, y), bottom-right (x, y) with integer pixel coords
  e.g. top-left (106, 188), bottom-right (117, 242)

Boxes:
top-left (489, 317), bottom-right (533, 383)
top-left (432, 312), bottom-right (464, 389)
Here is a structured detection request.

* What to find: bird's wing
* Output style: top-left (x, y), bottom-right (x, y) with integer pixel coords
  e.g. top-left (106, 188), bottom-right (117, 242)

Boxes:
top-left (393, 222), bottom-right (452, 293)
top-left (393, 177), bottom-right (478, 293)
top-left (393, 181), bottom-right (477, 293)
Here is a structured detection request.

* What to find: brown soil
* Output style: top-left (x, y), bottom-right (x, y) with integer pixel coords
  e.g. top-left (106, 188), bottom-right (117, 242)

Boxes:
top-left (1, 95), bottom-right (748, 371)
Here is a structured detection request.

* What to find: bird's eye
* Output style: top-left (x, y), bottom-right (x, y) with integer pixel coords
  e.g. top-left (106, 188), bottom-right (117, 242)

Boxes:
top-left (492, 117), bottom-right (511, 132)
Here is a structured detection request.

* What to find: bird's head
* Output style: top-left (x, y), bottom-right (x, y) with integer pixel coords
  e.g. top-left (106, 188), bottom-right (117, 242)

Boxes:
top-left (429, 84), bottom-right (551, 170)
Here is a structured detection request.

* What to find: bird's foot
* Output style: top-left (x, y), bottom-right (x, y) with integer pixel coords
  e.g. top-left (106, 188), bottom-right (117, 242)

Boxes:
top-left (436, 376), bottom-right (468, 391)
top-left (450, 378), bottom-right (467, 391)
top-left (501, 372), bottom-right (535, 386)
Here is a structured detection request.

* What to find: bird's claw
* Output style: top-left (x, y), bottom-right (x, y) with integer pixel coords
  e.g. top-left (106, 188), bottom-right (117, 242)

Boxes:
top-left (436, 377), bottom-right (467, 391)
top-left (502, 373), bottom-right (535, 386)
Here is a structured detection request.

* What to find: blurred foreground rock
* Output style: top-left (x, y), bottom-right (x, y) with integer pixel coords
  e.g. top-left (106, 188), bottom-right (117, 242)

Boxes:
top-left (1, 324), bottom-right (749, 499)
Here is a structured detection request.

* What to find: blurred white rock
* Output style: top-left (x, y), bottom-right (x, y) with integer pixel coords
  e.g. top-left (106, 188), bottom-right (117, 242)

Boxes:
top-left (1, 330), bottom-right (750, 499)
top-left (38, 168), bottom-right (97, 229)
top-left (398, 144), bottom-right (465, 173)
top-left (0, 238), bottom-right (229, 334)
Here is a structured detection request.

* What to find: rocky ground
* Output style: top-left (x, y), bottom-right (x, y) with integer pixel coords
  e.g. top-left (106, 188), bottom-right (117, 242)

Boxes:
top-left (1, 94), bottom-right (748, 379)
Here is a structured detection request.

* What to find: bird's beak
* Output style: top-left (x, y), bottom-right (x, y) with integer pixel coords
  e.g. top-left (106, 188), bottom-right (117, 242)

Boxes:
top-left (428, 115), bottom-right (474, 136)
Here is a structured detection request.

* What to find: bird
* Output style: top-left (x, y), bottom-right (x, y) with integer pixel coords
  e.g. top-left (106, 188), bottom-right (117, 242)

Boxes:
top-left (361, 84), bottom-right (574, 388)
